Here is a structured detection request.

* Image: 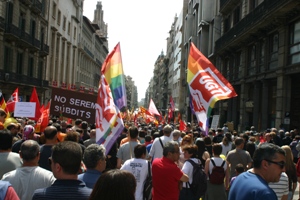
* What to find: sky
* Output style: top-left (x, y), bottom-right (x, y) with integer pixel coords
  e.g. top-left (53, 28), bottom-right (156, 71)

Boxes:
top-left (83, 0), bottom-right (183, 101)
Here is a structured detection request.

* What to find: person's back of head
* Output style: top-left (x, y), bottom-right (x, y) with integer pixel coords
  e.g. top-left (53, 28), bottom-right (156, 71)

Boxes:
top-left (129, 126), bottom-right (138, 139)
top-left (163, 124), bottom-right (173, 136)
top-left (51, 141), bottom-right (82, 175)
top-left (20, 140), bottom-right (40, 162)
top-left (89, 169), bottom-right (136, 200)
top-left (75, 119), bottom-right (82, 126)
top-left (235, 163), bottom-right (245, 175)
top-left (145, 135), bottom-right (152, 142)
top-left (89, 129), bottom-right (96, 139)
top-left (234, 137), bottom-right (244, 147)
top-left (212, 143), bottom-right (222, 156)
top-left (0, 129), bottom-right (13, 150)
top-left (83, 144), bottom-right (106, 171)
top-left (134, 144), bottom-right (146, 158)
top-left (81, 121), bottom-right (88, 130)
top-left (204, 136), bottom-right (212, 146)
top-left (64, 130), bottom-right (79, 143)
top-left (44, 125), bottom-right (58, 140)
top-left (52, 123), bottom-right (61, 132)
top-left (252, 143), bottom-right (285, 169)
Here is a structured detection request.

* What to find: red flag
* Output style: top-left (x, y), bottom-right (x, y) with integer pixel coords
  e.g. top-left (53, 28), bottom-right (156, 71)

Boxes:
top-left (179, 120), bottom-right (187, 131)
top-left (29, 87), bottom-right (41, 121)
top-left (148, 99), bottom-right (161, 116)
top-left (6, 88), bottom-right (19, 113)
top-left (67, 118), bottom-right (72, 124)
top-left (35, 101), bottom-right (50, 133)
top-left (170, 96), bottom-right (175, 111)
top-left (168, 108), bottom-right (173, 121)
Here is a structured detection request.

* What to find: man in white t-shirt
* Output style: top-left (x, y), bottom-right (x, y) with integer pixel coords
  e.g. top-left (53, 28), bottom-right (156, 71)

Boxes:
top-left (121, 144), bottom-right (149, 200)
top-left (149, 125), bottom-right (173, 160)
top-left (2, 140), bottom-right (55, 200)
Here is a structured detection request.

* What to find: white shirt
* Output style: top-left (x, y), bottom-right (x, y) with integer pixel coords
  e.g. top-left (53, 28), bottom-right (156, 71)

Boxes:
top-left (149, 135), bottom-right (172, 159)
top-left (208, 157), bottom-right (227, 175)
top-left (181, 158), bottom-right (201, 188)
top-left (2, 166), bottom-right (55, 200)
top-left (269, 172), bottom-right (289, 200)
top-left (121, 158), bottom-right (149, 200)
top-left (220, 142), bottom-right (232, 156)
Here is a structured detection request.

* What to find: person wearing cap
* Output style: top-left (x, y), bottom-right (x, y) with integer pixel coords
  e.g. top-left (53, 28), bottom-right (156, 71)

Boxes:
top-left (12, 125), bottom-right (36, 153)
top-left (149, 124), bottom-right (173, 161)
top-left (2, 140), bottom-right (55, 200)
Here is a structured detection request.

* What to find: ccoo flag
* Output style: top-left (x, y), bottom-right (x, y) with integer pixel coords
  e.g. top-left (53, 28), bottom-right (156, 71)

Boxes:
top-left (95, 74), bottom-right (124, 154)
top-left (187, 43), bottom-right (237, 132)
top-left (101, 43), bottom-right (127, 110)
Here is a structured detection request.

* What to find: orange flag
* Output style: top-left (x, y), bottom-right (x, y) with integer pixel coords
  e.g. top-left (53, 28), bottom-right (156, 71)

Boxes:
top-left (35, 101), bottom-right (50, 133)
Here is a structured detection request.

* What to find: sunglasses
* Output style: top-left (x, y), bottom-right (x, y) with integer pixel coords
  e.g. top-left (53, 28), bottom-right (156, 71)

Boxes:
top-left (264, 159), bottom-right (285, 169)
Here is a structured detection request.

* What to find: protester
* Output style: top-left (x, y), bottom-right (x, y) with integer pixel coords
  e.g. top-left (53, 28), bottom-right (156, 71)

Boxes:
top-left (11, 124), bottom-right (36, 153)
top-left (0, 180), bottom-right (20, 200)
top-left (78, 144), bottom-right (106, 188)
top-left (204, 143), bottom-right (229, 200)
top-left (228, 163), bottom-right (244, 190)
top-left (0, 129), bottom-right (22, 179)
top-left (39, 125), bottom-right (58, 171)
top-left (219, 132), bottom-right (233, 156)
top-left (228, 143), bottom-right (286, 200)
top-left (89, 169), bottom-right (136, 200)
top-left (268, 172), bottom-right (289, 200)
top-left (152, 141), bottom-right (189, 200)
top-left (226, 137), bottom-right (252, 179)
top-left (2, 140), bottom-right (55, 200)
top-left (121, 144), bottom-right (149, 200)
top-left (32, 141), bottom-right (92, 199)
top-left (52, 123), bottom-right (66, 142)
top-left (83, 129), bottom-right (96, 147)
top-left (195, 138), bottom-right (210, 165)
top-left (149, 124), bottom-right (173, 160)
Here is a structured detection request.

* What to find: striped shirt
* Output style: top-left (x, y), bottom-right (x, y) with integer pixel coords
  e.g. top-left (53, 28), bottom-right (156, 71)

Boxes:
top-left (32, 179), bottom-right (92, 200)
top-left (269, 172), bottom-right (289, 200)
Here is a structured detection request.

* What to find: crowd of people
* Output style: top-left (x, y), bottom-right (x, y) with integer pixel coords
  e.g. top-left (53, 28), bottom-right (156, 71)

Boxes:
top-left (0, 106), bottom-right (300, 200)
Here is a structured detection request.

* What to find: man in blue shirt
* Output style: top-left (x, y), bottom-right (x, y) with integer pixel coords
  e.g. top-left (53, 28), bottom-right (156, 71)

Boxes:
top-left (32, 141), bottom-right (92, 200)
top-left (78, 144), bottom-right (106, 188)
top-left (228, 143), bottom-right (286, 200)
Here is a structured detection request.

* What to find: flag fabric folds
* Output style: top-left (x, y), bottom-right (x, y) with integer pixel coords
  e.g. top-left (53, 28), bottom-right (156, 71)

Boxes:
top-left (169, 96), bottom-right (175, 112)
top-left (101, 43), bottom-right (127, 110)
top-left (0, 92), bottom-right (6, 111)
top-left (30, 87), bottom-right (41, 121)
top-left (148, 99), bottom-right (161, 116)
top-left (6, 88), bottom-right (18, 113)
top-left (95, 74), bottom-right (124, 154)
top-left (35, 101), bottom-right (51, 133)
top-left (187, 42), bottom-right (237, 132)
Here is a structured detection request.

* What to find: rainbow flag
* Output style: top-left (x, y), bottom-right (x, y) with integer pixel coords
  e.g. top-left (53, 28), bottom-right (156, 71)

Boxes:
top-left (187, 43), bottom-right (237, 132)
top-left (101, 43), bottom-right (127, 110)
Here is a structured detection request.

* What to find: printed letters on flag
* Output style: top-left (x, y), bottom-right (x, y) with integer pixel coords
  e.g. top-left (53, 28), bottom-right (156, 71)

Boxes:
top-left (101, 43), bottom-right (127, 110)
top-left (95, 74), bottom-right (124, 154)
top-left (187, 43), bottom-right (237, 132)
top-left (6, 88), bottom-right (19, 113)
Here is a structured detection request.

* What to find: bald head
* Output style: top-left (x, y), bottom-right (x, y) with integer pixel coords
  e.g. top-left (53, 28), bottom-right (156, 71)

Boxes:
top-left (44, 125), bottom-right (58, 140)
top-left (20, 140), bottom-right (40, 162)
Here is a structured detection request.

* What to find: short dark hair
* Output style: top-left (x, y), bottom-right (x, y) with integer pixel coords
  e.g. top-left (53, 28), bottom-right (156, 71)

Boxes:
top-left (235, 163), bottom-right (245, 174)
top-left (75, 119), bottom-right (82, 126)
top-left (81, 121), bottom-right (88, 129)
top-left (181, 144), bottom-right (198, 158)
top-left (204, 136), bottom-right (212, 145)
top-left (83, 144), bottom-right (106, 169)
top-left (234, 137), bottom-right (244, 146)
top-left (134, 144), bottom-right (146, 158)
top-left (0, 129), bottom-right (12, 150)
top-left (253, 143), bottom-right (286, 168)
top-left (163, 141), bottom-right (179, 157)
top-left (20, 140), bottom-right (40, 161)
top-left (51, 141), bottom-right (82, 174)
top-left (212, 143), bottom-right (222, 156)
top-left (64, 131), bottom-right (79, 142)
top-left (145, 135), bottom-right (152, 142)
top-left (129, 126), bottom-right (138, 139)
top-left (52, 123), bottom-right (61, 132)
top-left (44, 126), bottom-right (58, 140)
top-left (89, 169), bottom-right (136, 200)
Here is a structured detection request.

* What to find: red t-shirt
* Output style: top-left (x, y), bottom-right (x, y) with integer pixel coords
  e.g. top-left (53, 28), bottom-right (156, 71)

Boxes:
top-left (152, 156), bottom-right (183, 200)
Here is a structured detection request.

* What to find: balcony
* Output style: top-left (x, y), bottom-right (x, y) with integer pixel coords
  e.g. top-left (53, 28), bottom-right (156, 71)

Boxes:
top-left (31, 0), bottom-right (42, 14)
top-left (5, 23), bottom-right (21, 40)
top-left (19, 0), bottom-right (33, 6)
top-left (0, 17), bottom-right (5, 31)
top-left (220, 0), bottom-right (240, 14)
top-left (0, 70), bottom-right (48, 87)
top-left (216, 0), bottom-right (284, 51)
top-left (19, 29), bottom-right (41, 50)
top-left (40, 43), bottom-right (49, 56)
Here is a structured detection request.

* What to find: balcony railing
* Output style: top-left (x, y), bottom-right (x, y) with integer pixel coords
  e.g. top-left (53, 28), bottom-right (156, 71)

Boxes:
top-left (0, 70), bottom-right (48, 87)
top-left (32, 0), bottom-right (42, 14)
top-left (0, 17), bottom-right (5, 30)
top-left (216, 0), bottom-right (283, 50)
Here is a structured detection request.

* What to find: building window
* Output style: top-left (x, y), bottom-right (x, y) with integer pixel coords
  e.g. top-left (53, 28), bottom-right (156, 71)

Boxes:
top-left (4, 47), bottom-right (12, 72)
top-left (52, 2), bottom-right (56, 19)
top-left (63, 16), bottom-right (66, 30)
top-left (16, 52), bottom-right (23, 74)
top-left (233, 6), bottom-right (240, 25)
top-left (248, 44), bottom-right (256, 75)
top-left (289, 20), bottom-right (300, 64)
top-left (258, 39), bottom-right (265, 73)
top-left (268, 33), bottom-right (278, 70)
top-left (28, 57), bottom-right (34, 77)
top-left (30, 19), bottom-right (36, 38)
top-left (234, 51), bottom-right (242, 80)
top-left (68, 22), bottom-right (70, 35)
top-left (249, 0), bottom-right (257, 12)
top-left (19, 13), bottom-right (26, 31)
top-left (57, 10), bottom-right (61, 25)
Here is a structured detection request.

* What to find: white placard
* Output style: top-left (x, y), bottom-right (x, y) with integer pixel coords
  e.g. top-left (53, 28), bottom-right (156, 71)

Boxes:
top-left (14, 102), bottom-right (36, 118)
top-left (211, 115), bottom-right (220, 130)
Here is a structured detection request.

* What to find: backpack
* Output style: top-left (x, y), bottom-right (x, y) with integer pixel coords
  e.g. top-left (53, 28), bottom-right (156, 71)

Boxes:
top-left (143, 161), bottom-right (152, 200)
top-left (185, 159), bottom-right (207, 198)
top-left (209, 159), bottom-right (225, 185)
